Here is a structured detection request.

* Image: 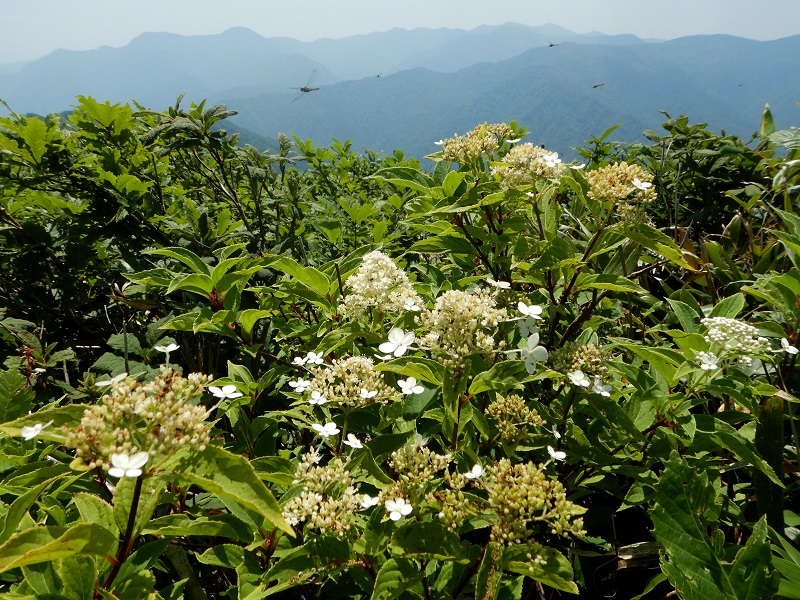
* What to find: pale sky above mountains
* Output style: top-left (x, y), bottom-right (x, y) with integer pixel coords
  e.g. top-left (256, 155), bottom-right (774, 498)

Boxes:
top-left (2, 0), bottom-right (799, 64)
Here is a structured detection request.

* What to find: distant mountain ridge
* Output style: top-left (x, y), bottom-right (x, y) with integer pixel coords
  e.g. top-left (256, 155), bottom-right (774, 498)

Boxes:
top-left (1, 24), bottom-right (798, 158)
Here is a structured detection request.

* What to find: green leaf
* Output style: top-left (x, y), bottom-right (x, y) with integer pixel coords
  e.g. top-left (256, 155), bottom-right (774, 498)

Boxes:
top-left (0, 404), bottom-right (88, 440)
top-left (0, 476), bottom-right (68, 545)
top-left (371, 557), bottom-right (424, 600)
top-left (574, 273), bottom-right (646, 294)
top-left (374, 356), bottom-right (444, 387)
top-left (148, 247), bottom-right (211, 275)
top-left (666, 298), bottom-right (701, 334)
top-left (390, 521), bottom-right (471, 563)
top-left (113, 477), bottom-right (165, 540)
top-left (409, 234), bottom-right (478, 256)
top-left (708, 293), bottom-right (745, 319)
top-left (651, 453), bottom-right (779, 599)
top-left (469, 361), bottom-right (529, 395)
top-left (609, 221), bottom-right (694, 270)
top-left (504, 545), bottom-right (579, 594)
top-left (0, 369), bottom-right (34, 423)
top-left (371, 166), bottom-right (434, 193)
top-left (160, 445), bottom-right (293, 536)
top-left (0, 524), bottom-right (116, 573)
top-left (267, 255), bottom-right (331, 297)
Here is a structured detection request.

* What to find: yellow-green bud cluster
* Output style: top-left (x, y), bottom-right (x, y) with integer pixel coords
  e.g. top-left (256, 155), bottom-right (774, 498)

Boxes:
top-left (483, 459), bottom-right (586, 545)
top-left (549, 342), bottom-right (609, 378)
top-left (417, 288), bottom-right (507, 368)
top-left (492, 143), bottom-right (565, 187)
top-left (64, 368), bottom-right (212, 473)
top-left (585, 162), bottom-right (655, 221)
top-left (282, 453), bottom-right (362, 536)
top-left (429, 470), bottom-right (470, 532)
top-left (340, 251), bottom-right (422, 318)
top-left (384, 442), bottom-right (451, 503)
top-left (439, 122), bottom-right (515, 163)
top-left (487, 394), bottom-right (546, 443)
top-left (308, 356), bottom-right (393, 409)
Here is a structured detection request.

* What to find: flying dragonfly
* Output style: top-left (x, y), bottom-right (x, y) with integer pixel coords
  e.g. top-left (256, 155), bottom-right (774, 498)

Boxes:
top-left (291, 70), bottom-right (320, 102)
top-left (592, 81), bottom-right (605, 89)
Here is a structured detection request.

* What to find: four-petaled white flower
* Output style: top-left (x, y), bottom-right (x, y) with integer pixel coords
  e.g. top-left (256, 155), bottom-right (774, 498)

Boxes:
top-left (360, 388), bottom-right (378, 400)
top-left (289, 378), bottom-right (311, 393)
top-left (486, 278), bottom-right (511, 289)
top-left (518, 302), bottom-right (543, 320)
top-left (108, 451), bottom-right (149, 478)
top-left (696, 351), bottom-right (719, 371)
top-left (550, 426), bottom-right (561, 440)
top-left (398, 377), bottom-right (424, 395)
top-left (343, 433), bottom-right (363, 449)
top-left (780, 338), bottom-right (799, 355)
top-left (208, 384), bottom-right (243, 399)
top-left (404, 299), bottom-right (422, 312)
top-left (547, 446), bottom-right (566, 461)
top-left (545, 152), bottom-right (562, 168)
top-left (568, 370), bottom-right (591, 387)
top-left (154, 343), bottom-right (179, 354)
top-left (308, 390), bottom-right (327, 405)
top-left (632, 177), bottom-right (652, 191)
top-left (21, 420), bottom-right (53, 441)
top-left (520, 333), bottom-right (548, 375)
top-left (292, 355), bottom-right (307, 366)
top-left (95, 372), bottom-right (128, 387)
top-left (434, 139), bottom-right (445, 146)
top-left (379, 328), bottom-right (415, 357)
top-left (385, 498), bottom-right (413, 521)
top-left (464, 464), bottom-right (484, 480)
top-left (412, 433), bottom-right (429, 449)
top-left (312, 422), bottom-right (340, 438)
top-left (304, 351), bottom-right (324, 365)
top-left (361, 494), bottom-right (380, 508)
top-left (592, 377), bottom-right (611, 397)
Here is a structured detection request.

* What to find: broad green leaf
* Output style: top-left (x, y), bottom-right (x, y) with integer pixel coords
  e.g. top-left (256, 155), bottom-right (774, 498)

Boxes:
top-left (469, 361), bottom-right (529, 394)
top-left (142, 514), bottom-right (247, 538)
top-left (58, 555), bottom-right (97, 600)
top-left (390, 521), bottom-right (471, 563)
top-left (0, 476), bottom-right (67, 545)
top-left (371, 166), bottom-right (434, 193)
top-left (609, 221), bottom-right (694, 270)
top-left (0, 369), bottom-right (34, 423)
top-left (371, 557), bottom-right (424, 600)
top-left (708, 293), bottom-right (745, 319)
top-left (374, 356), bottom-right (444, 386)
top-left (651, 454), bottom-right (779, 599)
top-left (148, 247), bottom-right (211, 275)
top-left (113, 476), bottom-right (164, 540)
top-left (160, 445), bottom-right (293, 536)
top-left (267, 255), bottom-right (331, 297)
top-left (0, 524), bottom-right (116, 573)
top-left (166, 272), bottom-right (214, 296)
top-left (666, 298), bottom-right (701, 333)
top-left (504, 545), bottom-right (579, 594)
top-left (573, 273), bottom-right (645, 294)
top-left (0, 404), bottom-right (88, 440)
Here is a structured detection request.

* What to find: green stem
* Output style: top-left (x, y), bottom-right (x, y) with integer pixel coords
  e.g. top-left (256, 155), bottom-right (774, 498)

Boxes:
top-left (100, 475), bottom-right (144, 594)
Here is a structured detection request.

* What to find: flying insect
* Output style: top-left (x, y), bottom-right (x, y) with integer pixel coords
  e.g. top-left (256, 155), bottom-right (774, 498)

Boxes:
top-left (291, 70), bottom-right (320, 101)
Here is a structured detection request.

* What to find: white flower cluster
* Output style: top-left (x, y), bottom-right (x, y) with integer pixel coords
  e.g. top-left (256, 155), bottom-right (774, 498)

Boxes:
top-left (701, 316), bottom-right (769, 366)
top-left (340, 251), bottom-right (423, 319)
top-left (307, 355), bottom-right (394, 409)
top-left (417, 288), bottom-right (507, 367)
top-left (491, 142), bottom-right (566, 187)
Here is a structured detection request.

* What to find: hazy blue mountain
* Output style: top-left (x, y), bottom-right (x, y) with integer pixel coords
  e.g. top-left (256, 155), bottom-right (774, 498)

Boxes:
top-left (223, 34), bottom-right (800, 160)
top-left (0, 25), bottom-right (797, 161)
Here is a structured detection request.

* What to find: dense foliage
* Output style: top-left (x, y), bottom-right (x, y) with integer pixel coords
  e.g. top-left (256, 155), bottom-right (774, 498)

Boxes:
top-left (0, 96), bottom-right (799, 599)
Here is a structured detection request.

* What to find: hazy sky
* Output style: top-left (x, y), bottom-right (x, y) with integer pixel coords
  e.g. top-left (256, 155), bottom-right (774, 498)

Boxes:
top-left (2, 0), bottom-right (799, 64)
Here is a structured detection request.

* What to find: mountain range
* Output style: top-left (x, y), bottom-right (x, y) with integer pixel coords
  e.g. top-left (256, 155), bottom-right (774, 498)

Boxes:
top-left (1, 24), bottom-right (798, 159)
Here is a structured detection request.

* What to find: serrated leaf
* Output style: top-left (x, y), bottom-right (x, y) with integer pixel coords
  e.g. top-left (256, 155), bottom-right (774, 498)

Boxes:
top-left (371, 557), bottom-right (424, 600)
top-left (0, 524), bottom-right (116, 573)
top-left (267, 255), bottom-right (330, 297)
top-left (147, 247), bottom-right (211, 275)
top-left (0, 369), bottom-right (34, 423)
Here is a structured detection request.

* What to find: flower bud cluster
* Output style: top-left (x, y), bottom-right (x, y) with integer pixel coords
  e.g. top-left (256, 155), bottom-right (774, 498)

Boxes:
top-left (416, 288), bottom-right (507, 368)
top-left (585, 162), bottom-right (655, 220)
top-left (549, 342), bottom-right (609, 378)
top-left (64, 368), bottom-right (212, 473)
top-left (430, 470), bottom-right (470, 532)
top-left (382, 441), bottom-right (452, 508)
top-left (701, 317), bottom-right (769, 366)
top-left (282, 453), bottom-right (362, 536)
top-left (492, 143), bottom-right (565, 187)
top-left (438, 122), bottom-right (515, 163)
top-left (483, 459), bottom-right (586, 545)
top-left (487, 394), bottom-right (545, 443)
top-left (308, 356), bottom-right (393, 409)
top-left (340, 251), bottom-right (422, 318)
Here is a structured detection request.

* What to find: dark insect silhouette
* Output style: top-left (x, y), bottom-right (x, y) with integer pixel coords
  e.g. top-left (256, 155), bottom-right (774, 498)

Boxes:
top-left (592, 81), bottom-right (605, 89)
top-left (548, 42), bottom-right (558, 47)
top-left (291, 70), bottom-right (320, 102)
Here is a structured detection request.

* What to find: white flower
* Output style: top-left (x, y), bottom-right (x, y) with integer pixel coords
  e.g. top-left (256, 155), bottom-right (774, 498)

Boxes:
top-left (545, 152), bottom-right (562, 168)
top-left (632, 177), bottom-right (652, 191)
top-left (569, 163), bottom-right (586, 170)
top-left (95, 372), bottom-right (128, 387)
top-left (360, 388), bottom-right (378, 399)
top-left (378, 328), bottom-right (415, 357)
top-left (374, 353), bottom-right (394, 361)
top-left (506, 137), bottom-right (522, 144)
top-left (404, 299), bottom-right (422, 312)
top-left (385, 498), bottom-right (413, 521)
top-left (398, 377), bottom-right (424, 395)
top-left (518, 317), bottom-right (539, 338)
top-left (308, 390), bottom-right (327, 405)
top-left (154, 343), bottom-right (179, 354)
top-left (20, 420), bottom-right (53, 441)
top-left (591, 377), bottom-right (611, 397)
top-left (518, 302), bottom-right (543, 320)
top-left (304, 351), bottom-right (324, 365)
top-left (696, 351), bottom-right (719, 371)
top-left (520, 333), bottom-right (548, 375)
top-left (434, 139), bottom-right (445, 146)
top-left (780, 338), bottom-right (799, 355)
top-left (108, 451), bottom-right (149, 478)
top-left (412, 433), bottom-right (429, 449)
top-left (550, 426), bottom-right (561, 440)
top-left (361, 494), bottom-right (380, 508)
top-left (464, 464), bottom-right (483, 480)
top-left (343, 434), bottom-right (363, 449)
top-left (568, 370), bottom-right (591, 387)
top-left (486, 278), bottom-right (511, 289)
top-left (289, 378), bottom-right (311, 393)
top-left (292, 355), bottom-right (307, 366)
top-left (547, 446), bottom-right (566, 461)
top-left (208, 384), bottom-right (243, 399)
top-left (312, 422), bottom-right (340, 438)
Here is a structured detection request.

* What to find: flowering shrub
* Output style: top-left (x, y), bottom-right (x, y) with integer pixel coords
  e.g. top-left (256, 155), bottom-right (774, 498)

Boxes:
top-left (0, 100), bottom-right (798, 599)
